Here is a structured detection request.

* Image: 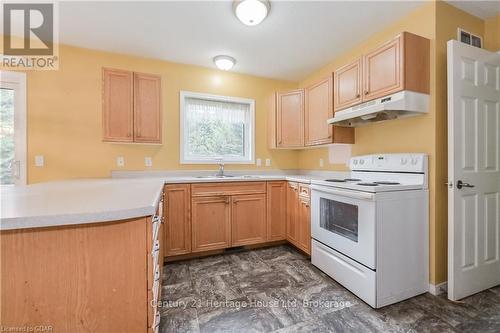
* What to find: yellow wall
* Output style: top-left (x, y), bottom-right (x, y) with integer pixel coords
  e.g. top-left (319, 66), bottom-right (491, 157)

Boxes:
top-left (1, 44), bottom-right (299, 183)
top-left (484, 13), bottom-right (500, 51)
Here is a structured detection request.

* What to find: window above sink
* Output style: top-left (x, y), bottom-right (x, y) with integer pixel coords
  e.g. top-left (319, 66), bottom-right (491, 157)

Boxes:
top-left (180, 91), bottom-right (255, 164)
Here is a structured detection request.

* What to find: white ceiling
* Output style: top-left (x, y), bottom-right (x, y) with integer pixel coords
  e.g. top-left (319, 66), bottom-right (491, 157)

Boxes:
top-left (445, 0), bottom-right (500, 19)
top-left (55, 1), bottom-right (426, 81)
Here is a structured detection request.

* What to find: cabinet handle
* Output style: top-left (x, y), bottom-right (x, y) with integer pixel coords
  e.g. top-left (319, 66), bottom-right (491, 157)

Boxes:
top-left (365, 91), bottom-right (369, 95)
top-left (356, 94), bottom-right (360, 98)
top-left (127, 132), bottom-right (132, 137)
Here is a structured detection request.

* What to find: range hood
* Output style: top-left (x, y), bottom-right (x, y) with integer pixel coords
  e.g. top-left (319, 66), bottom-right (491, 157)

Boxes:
top-left (327, 90), bottom-right (429, 127)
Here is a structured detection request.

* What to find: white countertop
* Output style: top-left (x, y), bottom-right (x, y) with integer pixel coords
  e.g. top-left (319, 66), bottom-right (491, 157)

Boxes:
top-left (0, 171), bottom-right (347, 231)
top-left (0, 178), bottom-right (165, 231)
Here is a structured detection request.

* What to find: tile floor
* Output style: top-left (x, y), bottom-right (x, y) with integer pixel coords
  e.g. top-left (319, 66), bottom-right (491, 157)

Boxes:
top-left (159, 245), bottom-right (500, 333)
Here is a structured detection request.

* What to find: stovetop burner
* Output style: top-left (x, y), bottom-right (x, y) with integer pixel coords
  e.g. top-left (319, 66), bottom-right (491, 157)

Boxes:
top-left (324, 178), bottom-right (361, 183)
top-left (357, 182), bottom-right (379, 186)
top-left (374, 181), bottom-right (401, 185)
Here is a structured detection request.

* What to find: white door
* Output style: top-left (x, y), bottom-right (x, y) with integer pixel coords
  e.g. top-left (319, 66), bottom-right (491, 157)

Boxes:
top-left (0, 71), bottom-right (27, 185)
top-left (447, 40), bottom-right (500, 300)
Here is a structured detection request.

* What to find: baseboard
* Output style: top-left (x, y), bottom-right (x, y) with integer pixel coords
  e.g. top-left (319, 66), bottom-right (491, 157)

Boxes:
top-left (428, 281), bottom-right (448, 295)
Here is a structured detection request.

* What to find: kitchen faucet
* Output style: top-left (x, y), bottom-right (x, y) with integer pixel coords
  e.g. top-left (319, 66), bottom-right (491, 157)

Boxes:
top-left (216, 160), bottom-right (224, 177)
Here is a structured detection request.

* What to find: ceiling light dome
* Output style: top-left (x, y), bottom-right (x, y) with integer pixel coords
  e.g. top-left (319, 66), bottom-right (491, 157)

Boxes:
top-left (233, 0), bottom-right (270, 26)
top-left (213, 55), bottom-right (236, 71)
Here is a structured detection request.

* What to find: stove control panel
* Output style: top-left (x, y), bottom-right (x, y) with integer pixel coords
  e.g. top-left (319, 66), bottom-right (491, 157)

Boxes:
top-left (350, 154), bottom-right (427, 173)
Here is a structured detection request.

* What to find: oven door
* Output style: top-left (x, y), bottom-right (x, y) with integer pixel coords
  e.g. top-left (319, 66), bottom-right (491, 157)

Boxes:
top-left (311, 185), bottom-right (376, 269)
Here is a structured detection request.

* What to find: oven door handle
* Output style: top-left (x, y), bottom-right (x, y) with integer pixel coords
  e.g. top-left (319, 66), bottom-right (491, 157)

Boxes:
top-left (310, 185), bottom-right (375, 201)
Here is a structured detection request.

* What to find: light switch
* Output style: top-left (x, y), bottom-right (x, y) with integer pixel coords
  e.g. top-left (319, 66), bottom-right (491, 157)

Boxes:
top-left (265, 159), bottom-right (271, 167)
top-left (256, 158), bottom-right (262, 167)
top-left (145, 157), bottom-right (153, 167)
top-left (35, 155), bottom-right (44, 167)
top-left (319, 158), bottom-right (324, 168)
top-left (116, 156), bottom-right (125, 167)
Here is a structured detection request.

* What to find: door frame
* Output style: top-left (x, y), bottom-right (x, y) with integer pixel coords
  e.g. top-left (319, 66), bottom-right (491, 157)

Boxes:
top-left (1, 71), bottom-right (27, 185)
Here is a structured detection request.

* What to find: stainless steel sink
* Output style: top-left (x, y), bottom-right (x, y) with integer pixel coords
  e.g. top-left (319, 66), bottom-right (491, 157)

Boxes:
top-left (195, 175), bottom-right (236, 179)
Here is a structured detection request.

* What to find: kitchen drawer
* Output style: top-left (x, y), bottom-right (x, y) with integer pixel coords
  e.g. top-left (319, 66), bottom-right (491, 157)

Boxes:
top-left (311, 239), bottom-right (376, 307)
top-left (191, 182), bottom-right (266, 196)
top-left (298, 184), bottom-right (310, 199)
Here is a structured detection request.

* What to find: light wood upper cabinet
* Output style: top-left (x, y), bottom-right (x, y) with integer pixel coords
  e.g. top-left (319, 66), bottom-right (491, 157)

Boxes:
top-left (305, 76), bottom-right (333, 146)
top-left (164, 184), bottom-right (191, 256)
top-left (334, 59), bottom-right (362, 112)
top-left (191, 196), bottom-right (231, 252)
top-left (133, 73), bottom-right (161, 143)
top-left (362, 32), bottom-right (430, 101)
top-left (231, 194), bottom-right (267, 246)
top-left (363, 35), bottom-right (403, 101)
top-left (102, 68), bottom-right (134, 142)
top-left (333, 32), bottom-right (430, 112)
top-left (102, 68), bottom-right (162, 144)
top-left (286, 182), bottom-right (299, 246)
top-left (277, 89), bottom-right (304, 148)
top-left (266, 181), bottom-right (287, 241)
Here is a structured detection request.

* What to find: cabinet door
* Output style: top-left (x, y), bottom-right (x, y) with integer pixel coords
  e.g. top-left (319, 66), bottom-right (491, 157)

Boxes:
top-left (102, 68), bottom-right (133, 142)
top-left (305, 76), bottom-right (333, 146)
top-left (133, 73), bottom-right (162, 143)
top-left (267, 181), bottom-right (287, 241)
top-left (298, 198), bottom-right (311, 255)
top-left (164, 184), bottom-right (191, 256)
top-left (363, 35), bottom-right (403, 101)
top-left (334, 59), bottom-right (362, 111)
top-left (191, 196), bottom-right (231, 252)
top-left (286, 182), bottom-right (299, 246)
top-left (277, 89), bottom-right (304, 148)
top-left (232, 194), bottom-right (267, 246)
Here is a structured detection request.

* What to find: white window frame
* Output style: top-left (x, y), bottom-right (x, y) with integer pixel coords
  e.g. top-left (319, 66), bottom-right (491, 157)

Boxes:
top-left (180, 91), bottom-right (255, 164)
top-left (0, 71), bottom-right (27, 185)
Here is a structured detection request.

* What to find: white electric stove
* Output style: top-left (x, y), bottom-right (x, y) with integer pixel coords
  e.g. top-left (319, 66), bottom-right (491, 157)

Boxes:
top-left (310, 153), bottom-right (429, 308)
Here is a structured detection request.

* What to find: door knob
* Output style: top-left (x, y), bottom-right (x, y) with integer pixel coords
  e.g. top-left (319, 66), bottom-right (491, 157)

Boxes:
top-left (457, 180), bottom-right (475, 189)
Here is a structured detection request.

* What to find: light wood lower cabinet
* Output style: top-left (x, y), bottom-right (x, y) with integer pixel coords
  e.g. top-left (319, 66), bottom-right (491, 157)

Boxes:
top-left (164, 184), bottom-right (191, 256)
top-left (1, 214), bottom-right (163, 333)
top-left (286, 182), bottom-right (311, 255)
top-left (267, 181), bottom-right (287, 241)
top-left (165, 181), bottom-right (309, 257)
top-left (232, 194), bottom-right (267, 246)
top-left (286, 182), bottom-right (300, 246)
top-left (191, 195), bottom-right (231, 252)
top-left (298, 196), bottom-right (311, 255)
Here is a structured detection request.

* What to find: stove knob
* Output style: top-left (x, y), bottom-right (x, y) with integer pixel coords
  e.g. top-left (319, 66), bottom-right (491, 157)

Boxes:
top-left (353, 159), bottom-right (358, 165)
top-left (401, 157), bottom-right (408, 165)
top-left (359, 159), bottom-right (365, 165)
top-left (411, 157), bottom-right (419, 165)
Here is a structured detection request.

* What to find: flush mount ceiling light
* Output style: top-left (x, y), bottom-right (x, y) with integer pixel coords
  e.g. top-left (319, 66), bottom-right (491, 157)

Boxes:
top-left (233, 0), bottom-right (270, 26)
top-left (213, 55), bottom-right (236, 71)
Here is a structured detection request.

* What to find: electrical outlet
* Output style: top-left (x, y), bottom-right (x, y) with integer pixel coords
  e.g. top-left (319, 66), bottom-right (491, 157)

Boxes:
top-left (319, 158), bottom-right (324, 168)
top-left (116, 156), bottom-right (125, 167)
top-left (256, 158), bottom-right (262, 167)
top-left (35, 155), bottom-right (44, 167)
top-left (265, 159), bottom-right (271, 167)
top-left (145, 157), bottom-right (153, 167)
